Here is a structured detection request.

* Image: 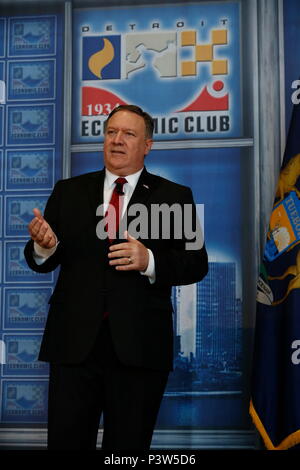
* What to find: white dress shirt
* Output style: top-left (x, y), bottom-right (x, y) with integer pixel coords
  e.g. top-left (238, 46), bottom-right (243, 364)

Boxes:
top-left (33, 168), bottom-right (155, 283)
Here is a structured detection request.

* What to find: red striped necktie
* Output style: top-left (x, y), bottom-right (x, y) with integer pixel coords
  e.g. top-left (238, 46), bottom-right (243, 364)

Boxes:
top-left (105, 177), bottom-right (127, 242)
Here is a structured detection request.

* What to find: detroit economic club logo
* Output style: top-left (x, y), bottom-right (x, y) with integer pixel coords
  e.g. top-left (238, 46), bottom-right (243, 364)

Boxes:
top-left (79, 21), bottom-right (233, 139)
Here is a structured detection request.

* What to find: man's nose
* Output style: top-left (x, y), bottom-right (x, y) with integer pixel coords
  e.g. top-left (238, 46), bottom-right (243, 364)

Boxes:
top-left (112, 131), bottom-right (124, 144)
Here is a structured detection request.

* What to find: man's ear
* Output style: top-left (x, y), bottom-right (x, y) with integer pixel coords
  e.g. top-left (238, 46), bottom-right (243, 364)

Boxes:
top-left (144, 139), bottom-right (153, 156)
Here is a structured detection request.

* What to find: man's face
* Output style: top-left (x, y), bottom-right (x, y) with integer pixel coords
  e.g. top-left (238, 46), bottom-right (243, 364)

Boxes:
top-left (103, 110), bottom-right (153, 176)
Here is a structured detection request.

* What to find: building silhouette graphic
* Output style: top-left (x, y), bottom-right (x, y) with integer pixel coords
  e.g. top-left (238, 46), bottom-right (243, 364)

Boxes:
top-left (169, 261), bottom-right (242, 391)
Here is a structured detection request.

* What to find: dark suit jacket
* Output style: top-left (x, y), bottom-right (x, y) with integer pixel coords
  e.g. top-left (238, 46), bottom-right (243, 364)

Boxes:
top-left (24, 167), bottom-right (208, 371)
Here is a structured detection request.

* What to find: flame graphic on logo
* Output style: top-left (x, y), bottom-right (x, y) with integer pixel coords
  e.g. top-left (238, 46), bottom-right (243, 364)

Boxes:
top-left (88, 38), bottom-right (115, 79)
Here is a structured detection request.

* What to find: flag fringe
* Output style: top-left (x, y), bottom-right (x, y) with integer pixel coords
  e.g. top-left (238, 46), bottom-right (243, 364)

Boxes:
top-left (249, 399), bottom-right (300, 450)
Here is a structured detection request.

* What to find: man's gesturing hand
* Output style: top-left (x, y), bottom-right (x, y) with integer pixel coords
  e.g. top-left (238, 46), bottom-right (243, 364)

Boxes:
top-left (108, 231), bottom-right (149, 272)
top-left (28, 208), bottom-right (57, 249)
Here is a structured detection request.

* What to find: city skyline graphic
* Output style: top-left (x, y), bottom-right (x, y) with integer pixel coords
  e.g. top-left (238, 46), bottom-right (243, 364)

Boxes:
top-left (169, 259), bottom-right (242, 393)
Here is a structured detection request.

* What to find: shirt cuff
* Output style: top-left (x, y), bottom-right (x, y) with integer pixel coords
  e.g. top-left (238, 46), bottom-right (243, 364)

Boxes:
top-left (33, 240), bottom-right (58, 265)
top-left (140, 249), bottom-right (156, 284)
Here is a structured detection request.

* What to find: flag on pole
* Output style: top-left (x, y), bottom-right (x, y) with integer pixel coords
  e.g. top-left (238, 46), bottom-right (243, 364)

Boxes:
top-left (250, 99), bottom-right (300, 450)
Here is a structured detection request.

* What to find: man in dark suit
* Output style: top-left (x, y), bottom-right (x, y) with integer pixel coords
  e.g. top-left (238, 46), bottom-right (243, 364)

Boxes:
top-left (24, 105), bottom-right (208, 450)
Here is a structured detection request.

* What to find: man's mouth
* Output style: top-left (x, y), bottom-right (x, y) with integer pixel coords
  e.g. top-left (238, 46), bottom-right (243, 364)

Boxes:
top-left (111, 149), bottom-right (125, 155)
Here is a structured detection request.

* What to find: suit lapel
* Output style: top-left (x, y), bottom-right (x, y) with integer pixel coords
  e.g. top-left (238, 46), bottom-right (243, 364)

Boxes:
top-left (121, 167), bottom-right (159, 239)
top-left (86, 169), bottom-right (105, 221)
top-left (86, 167), bottom-right (159, 241)
top-left (126, 167), bottom-right (158, 210)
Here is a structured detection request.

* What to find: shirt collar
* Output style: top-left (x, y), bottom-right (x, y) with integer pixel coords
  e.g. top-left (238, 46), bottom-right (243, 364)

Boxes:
top-left (105, 167), bottom-right (144, 190)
